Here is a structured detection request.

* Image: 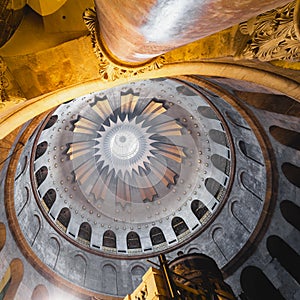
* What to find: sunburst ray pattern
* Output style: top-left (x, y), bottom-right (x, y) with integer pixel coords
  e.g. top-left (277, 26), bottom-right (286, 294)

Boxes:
top-left (67, 90), bottom-right (187, 205)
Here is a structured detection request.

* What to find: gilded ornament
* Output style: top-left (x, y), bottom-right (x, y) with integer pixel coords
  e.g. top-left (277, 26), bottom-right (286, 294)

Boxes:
top-left (238, 0), bottom-right (300, 61)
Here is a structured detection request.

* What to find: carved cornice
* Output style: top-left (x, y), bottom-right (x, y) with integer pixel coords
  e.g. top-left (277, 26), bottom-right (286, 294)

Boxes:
top-left (83, 8), bottom-right (165, 81)
top-left (238, 0), bottom-right (300, 61)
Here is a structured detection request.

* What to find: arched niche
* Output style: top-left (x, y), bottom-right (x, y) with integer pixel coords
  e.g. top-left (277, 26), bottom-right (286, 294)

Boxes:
top-left (102, 264), bottom-right (117, 294)
top-left (131, 265), bottom-right (146, 290)
top-left (240, 172), bottom-right (264, 201)
top-left (282, 163), bottom-right (300, 188)
top-left (149, 227), bottom-right (166, 246)
top-left (78, 222), bottom-right (92, 245)
top-left (35, 166), bottom-right (48, 187)
top-left (43, 189), bottom-right (56, 211)
top-left (44, 115), bottom-right (58, 130)
top-left (31, 284), bottom-right (49, 300)
top-left (127, 231), bottom-right (141, 250)
top-left (267, 235), bottom-right (300, 284)
top-left (280, 200), bottom-right (300, 231)
top-left (239, 140), bottom-right (264, 165)
top-left (1, 258), bottom-right (24, 300)
top-left (102, 230), bottom-right (117, 249)
top-left (35, 141), bottom-right (48, 160)
top-left (225, 111), bottom-right (250, 130)
top-left (240, 266), bottom-right (285, 300)
top-left (191, 200), bottom-right (209, 223)
top-left (56, 207), bottom-right (71, 232)
top-left (209, 129), bottom-right (228, 147)
top-left (171, 217), bottom-right (189, 237)
top-left (269, 126), bottom-right (300, 151)
top-left (0, 222), bottom-right (6, 251)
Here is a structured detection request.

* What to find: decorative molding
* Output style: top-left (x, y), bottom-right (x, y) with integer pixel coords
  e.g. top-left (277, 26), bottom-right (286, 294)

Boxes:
top-left (83, 8), bottom-right (165, 81)
top-left (238, 0), bottom-right (300, 61)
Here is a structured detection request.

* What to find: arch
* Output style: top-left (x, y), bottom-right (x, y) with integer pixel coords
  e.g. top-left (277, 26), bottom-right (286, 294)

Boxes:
top-left (131, 265), bottom-right (146, 290)
top-left (42, 189), bottom-right (56, 211)
top-left (127, 231), bottom-right (141, 249)
top-left (1, 258), bottom-right (24, 300)
top-left (102, 264), bottom-right (117, 294)
top-left (171, 217), bottom-right (189, 237)
top-left (47, 237), bottom-right (60, 270)
top-left (267, 235), bottom-right (300, 284)
top-left (205, 177), bottom-right (226, 201)
top-left (0, 222), bottom-right (6, 251)
top-left (269, 126), bottom-right (300, 151)
top-left (15, 155), bottom-right (28, 180)
top-left (282, 163), bottom-right (300, 188)
top-left (280, 200), bottom-right (300, 231)
top-left (56, 207), bottom-right (71, 231)
top-left (209, 129), bottom-right (228, 147)
top-left (149, 227), bottom-right (166, 246)
top-left (35, 166), bottom-right (48, 187)
top-left (212, 227), bottom-right (228, 260)
top-left (211, 154), bottom-right (230, 175)
top-left (191, 200), bottom-right (209, 223)
top-left (240, 266), bottom-right (285, 300)
top-left (71, 254), bottom-right (87, 286)
top-left (44, 115), bottom-right (58, 129)
top-left (102, 230), bottom-right (117, 248)
top-left (78, 222), bottom-right (92, 245)
top-left (240, 171), bottom-right (264, 201)
top-left (31, 284), bottom-right (49, 300)
top-left (35, 141), bottom-right (48, 160)
top-left (198, 106), bottom-right (219, 120)
top-left (239, 140), bottom-right (264, 165)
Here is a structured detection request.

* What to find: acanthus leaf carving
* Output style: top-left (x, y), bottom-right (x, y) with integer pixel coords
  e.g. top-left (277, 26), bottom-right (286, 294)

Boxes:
top-left (238, 0), bottom-right (300, 62)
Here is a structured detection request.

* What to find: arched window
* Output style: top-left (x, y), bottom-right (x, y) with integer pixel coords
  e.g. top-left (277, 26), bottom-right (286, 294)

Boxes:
top-left (56, 208), bottom-right (71, 231)
top-left (127, 231), bottom-right (141, 249)
top-left (209, 129), bottom-right (229, 147)
top-left (267, 235), bottom-right (300, 284)
top-left (35, 166), bottom-right (48, 187)
top-left (103, 230), bottom-right (117, 248)
top-left (269, 126), bottom-right (300, 151)
top-left (211, 154), bottom-right (230, 175)
top-left (35, 141), bottom-right (48, 160)
top-left (280, 200), bottom-right (300, 231)
top-left (43, 189), bottom-right (56, 211)
top-left (78, 222), bottom-right (92, 244)
top-left (171, 217), bottom-right (189, 237)
top-left (240, 266), bottom-right (285, 300)
top-left (205, 178), bottom-right (226, 201)
top-left (198, 106), bottom-right (219, 120)
top-left (191, 200), bottom-right (209, 222)
top-left (44, 115), bottom-right (58, 130)
top-left (150, 227), bottom-right (166, 246)
top-left (282, 163), bottom-right (300, 188)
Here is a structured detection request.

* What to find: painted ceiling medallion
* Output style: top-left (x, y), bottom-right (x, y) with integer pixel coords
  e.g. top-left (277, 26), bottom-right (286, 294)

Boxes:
top-left (67, 90), bottom-right (187, 205)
